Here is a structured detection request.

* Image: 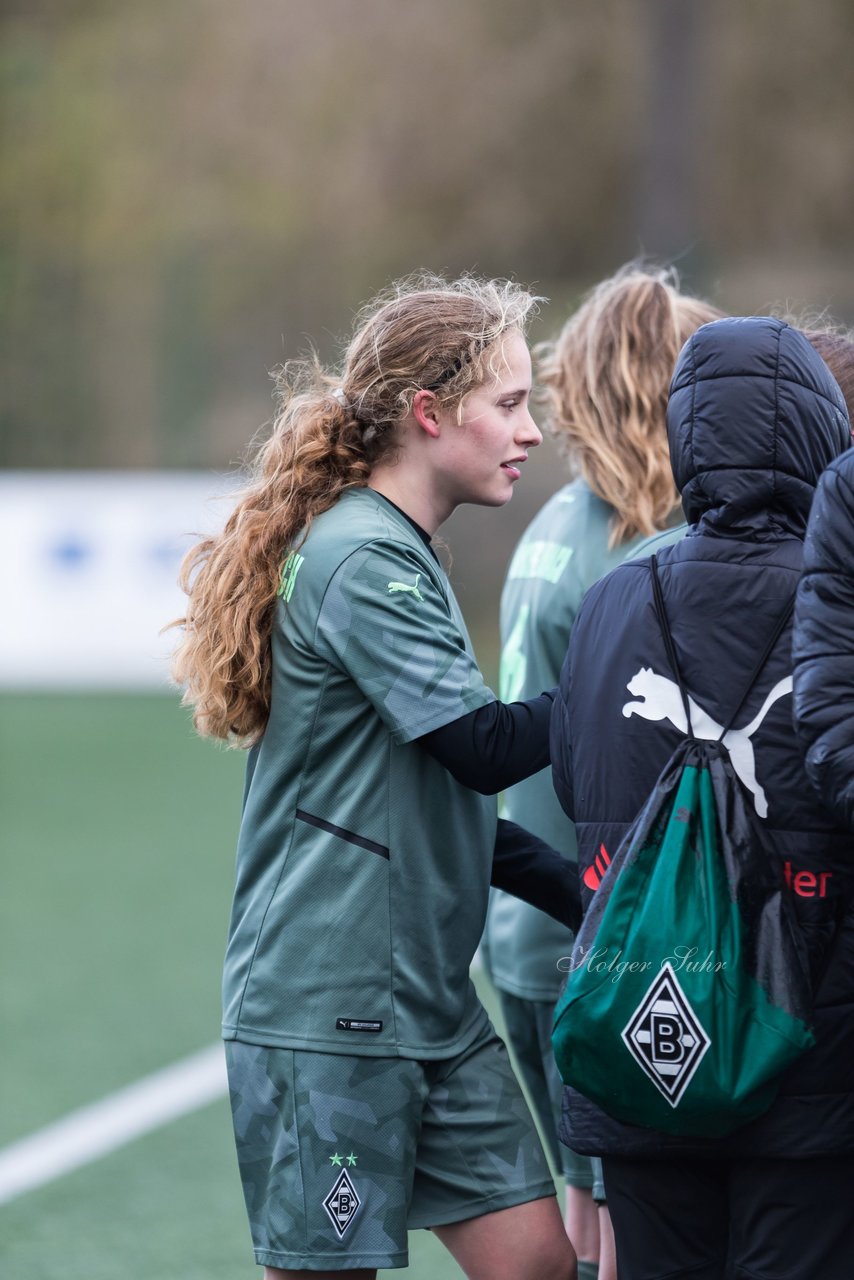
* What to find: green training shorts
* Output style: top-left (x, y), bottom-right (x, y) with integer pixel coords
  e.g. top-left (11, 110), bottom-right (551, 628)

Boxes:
top-left (497, 989), bottom-right (605, 1196)
top-left (225, 1023), bottom-right (557, 1271)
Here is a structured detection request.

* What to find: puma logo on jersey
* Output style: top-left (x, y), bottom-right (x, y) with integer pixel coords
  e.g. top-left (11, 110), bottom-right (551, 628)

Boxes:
top-left (583, 843), bottom-right (612, 892)
top-left (622, 667), bottom-right (793, 818)
top-left (387, 574), bottom-right (423, 601)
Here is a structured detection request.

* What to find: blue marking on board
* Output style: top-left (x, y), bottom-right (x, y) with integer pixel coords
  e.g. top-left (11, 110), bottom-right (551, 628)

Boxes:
top-left (48, 537), bottom-right (93, 569)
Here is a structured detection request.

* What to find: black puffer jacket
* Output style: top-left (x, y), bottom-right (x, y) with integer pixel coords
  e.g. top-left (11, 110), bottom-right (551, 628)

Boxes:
top-left (551, 316), bottom-right (854, 1159)
top-left (794, 448), bottom-right (854, 830)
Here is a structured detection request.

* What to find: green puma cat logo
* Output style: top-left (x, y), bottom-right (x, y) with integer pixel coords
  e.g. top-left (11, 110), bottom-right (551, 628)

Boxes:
top-left (387, 573), bottom-right (423, 602)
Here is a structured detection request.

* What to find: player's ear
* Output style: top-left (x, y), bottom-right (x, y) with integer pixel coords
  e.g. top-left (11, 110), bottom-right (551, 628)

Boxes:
top-left (412, 390), bottom-right (441, 439)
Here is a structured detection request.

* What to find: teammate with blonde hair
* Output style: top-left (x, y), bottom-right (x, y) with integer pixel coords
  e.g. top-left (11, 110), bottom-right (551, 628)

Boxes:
top-left (484, 264), bottom-right (723, 1280)
top-left (174, 274), bottom-right (580, 1280)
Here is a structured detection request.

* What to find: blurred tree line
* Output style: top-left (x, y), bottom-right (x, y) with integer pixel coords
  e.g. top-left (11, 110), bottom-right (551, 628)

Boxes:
top-left (2, 0), bottom-right (853, 469)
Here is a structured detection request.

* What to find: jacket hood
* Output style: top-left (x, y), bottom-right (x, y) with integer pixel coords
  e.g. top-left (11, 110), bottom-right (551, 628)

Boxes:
top-left (667, 316), bottom-right (851, 536)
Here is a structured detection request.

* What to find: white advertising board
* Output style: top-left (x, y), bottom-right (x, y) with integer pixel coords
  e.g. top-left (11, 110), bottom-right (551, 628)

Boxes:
top-left (0, 472), bottom-right (240, 688)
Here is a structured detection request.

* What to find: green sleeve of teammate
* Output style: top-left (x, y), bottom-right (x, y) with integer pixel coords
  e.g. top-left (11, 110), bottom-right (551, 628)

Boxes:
top-left (314, 540), bottom-right (495, 744)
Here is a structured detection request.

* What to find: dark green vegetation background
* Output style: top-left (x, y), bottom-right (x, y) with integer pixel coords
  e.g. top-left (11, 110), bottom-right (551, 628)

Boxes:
top-left (4, 0), bottom-right (854, 469)
top-left (0, 694), bottom-right (549, 1279)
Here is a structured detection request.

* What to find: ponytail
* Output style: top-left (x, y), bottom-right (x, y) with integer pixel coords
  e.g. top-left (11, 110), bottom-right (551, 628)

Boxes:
top-left (172, 363), bottom-right (377, 745)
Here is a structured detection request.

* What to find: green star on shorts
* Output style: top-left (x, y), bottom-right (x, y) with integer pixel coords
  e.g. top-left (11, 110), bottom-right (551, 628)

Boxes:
top-left (329, 1153), bottom-right (343, 1167)
top-left (346, 1153), bottom-right (357, 1166)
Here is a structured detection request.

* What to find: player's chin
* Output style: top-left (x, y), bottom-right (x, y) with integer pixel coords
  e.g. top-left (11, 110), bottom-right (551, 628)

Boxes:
top-left (490, 472), bottom-right (520, 505)
top-left (476, 487), bottom-right (515, 509)
top-left (466, 474), bottom-right (517, 507)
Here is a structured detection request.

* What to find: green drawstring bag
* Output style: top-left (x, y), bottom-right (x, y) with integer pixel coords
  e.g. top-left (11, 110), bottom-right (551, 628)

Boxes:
top-left (552, 557), bottom-right (815, 1137)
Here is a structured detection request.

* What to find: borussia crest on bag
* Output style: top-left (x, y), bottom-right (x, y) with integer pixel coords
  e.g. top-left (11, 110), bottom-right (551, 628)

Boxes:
top-left (622, 962), bottom-right (711, 1106)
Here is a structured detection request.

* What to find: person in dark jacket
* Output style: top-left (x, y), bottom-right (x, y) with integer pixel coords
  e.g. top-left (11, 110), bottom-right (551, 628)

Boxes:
top-left (792, 332), bottom-right (854, 829)
top-left (550, 316), bottom-right (854, 1280)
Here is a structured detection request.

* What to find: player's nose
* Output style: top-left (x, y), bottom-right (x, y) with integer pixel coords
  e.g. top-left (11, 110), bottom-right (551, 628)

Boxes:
top-left (517, 409), bottom-right (543, 449)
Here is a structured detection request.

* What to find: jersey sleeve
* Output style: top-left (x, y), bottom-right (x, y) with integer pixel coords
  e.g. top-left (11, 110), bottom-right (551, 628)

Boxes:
top-left (313, 540), bottom-right (496, 744)
top-left (499, 538), bottom-right (588, 704)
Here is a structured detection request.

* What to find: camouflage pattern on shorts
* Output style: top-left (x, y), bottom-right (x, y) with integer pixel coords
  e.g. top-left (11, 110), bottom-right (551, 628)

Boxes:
top-left (225, 1029), bottom-right (556, 1270)
top-left (227, 1042), bottom-right (419, 1268)
top-left (498, 990), bottom-right (601, 1189)
top-left (408, 1030), bottom-right (555, 1227)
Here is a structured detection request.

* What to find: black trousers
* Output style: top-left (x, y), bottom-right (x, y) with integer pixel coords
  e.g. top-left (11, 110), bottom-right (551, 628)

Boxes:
top-left (602, 1153), bottom-right (854, 1279)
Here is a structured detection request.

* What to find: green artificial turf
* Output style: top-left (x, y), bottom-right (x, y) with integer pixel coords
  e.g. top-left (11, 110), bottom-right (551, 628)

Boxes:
top-left (1, 694), bottom-right (245, 1142)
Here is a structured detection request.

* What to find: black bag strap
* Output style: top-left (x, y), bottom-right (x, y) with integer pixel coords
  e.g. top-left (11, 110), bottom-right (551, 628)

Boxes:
top-left (717, 593), bottom-right (795, 739)
top-left (649, 554), bottom-right (795, 743)
top-left (649, 554), bottom-right (695, 736)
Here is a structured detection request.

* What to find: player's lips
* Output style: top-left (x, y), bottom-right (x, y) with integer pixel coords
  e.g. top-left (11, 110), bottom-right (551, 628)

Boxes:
top-left (500, 455), bottom-right (527, 480)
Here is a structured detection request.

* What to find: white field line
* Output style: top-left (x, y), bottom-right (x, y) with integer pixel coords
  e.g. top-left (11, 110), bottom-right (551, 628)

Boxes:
top-left (0, 1043), bottom-right (227, 1206)
top-left (1, 962), bottom-right (485, 1206)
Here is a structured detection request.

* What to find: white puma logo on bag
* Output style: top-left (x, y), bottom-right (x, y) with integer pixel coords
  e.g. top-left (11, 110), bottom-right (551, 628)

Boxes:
top-left (622, 668), bottom-right (793, 818)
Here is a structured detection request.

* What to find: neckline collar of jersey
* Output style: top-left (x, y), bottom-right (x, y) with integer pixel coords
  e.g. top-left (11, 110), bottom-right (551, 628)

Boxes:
top-left (359, 488), bottom-right (439, 562)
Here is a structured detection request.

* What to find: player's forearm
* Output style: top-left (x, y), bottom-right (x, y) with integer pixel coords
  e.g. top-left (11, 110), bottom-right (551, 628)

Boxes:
top-left (490, 817), bottom-right (581, 931)
top-left (418, 690), bottom-right (556, 794)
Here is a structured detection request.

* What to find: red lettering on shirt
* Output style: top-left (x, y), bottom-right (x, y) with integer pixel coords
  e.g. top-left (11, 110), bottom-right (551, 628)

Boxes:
top-left (783, 860), bottom-right (833, 898)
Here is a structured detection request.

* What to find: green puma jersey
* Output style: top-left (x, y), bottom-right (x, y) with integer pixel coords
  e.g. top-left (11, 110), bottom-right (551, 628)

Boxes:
top-left (485, 478), bottom-right (656, 999)
top-left (222, 487), bottom-right (497, 1058)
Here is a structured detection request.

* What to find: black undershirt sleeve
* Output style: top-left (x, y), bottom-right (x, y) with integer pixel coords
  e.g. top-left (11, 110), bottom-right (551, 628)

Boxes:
top-left (418, 689), bottom-right (556, 795)
top-left (490, 818), bottom-right (581, 932)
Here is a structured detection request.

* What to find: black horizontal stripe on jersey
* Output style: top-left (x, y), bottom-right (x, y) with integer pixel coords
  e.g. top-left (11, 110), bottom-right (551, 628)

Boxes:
top-left (295, 809), bottom-right (390, 860)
